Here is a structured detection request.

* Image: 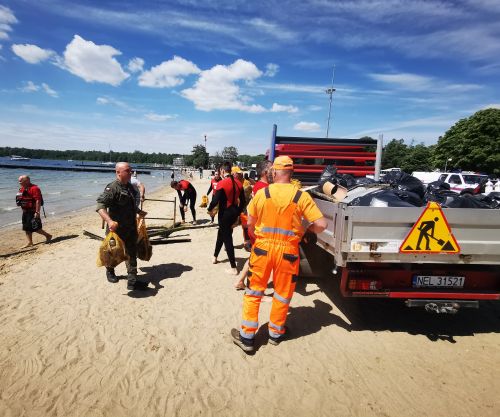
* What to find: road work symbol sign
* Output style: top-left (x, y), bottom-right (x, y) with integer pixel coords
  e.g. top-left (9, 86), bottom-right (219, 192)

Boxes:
top-left (399, 202), bottom-right (460, 253)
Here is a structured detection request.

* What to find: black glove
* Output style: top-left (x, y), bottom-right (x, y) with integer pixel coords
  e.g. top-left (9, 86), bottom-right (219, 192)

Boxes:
top-left (301, 231), bottom-right (317, 245)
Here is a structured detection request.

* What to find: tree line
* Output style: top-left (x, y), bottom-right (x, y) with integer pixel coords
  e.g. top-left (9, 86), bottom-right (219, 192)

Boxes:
top-left (381, 108), bottom-right (500, 174)
top-left (2, 108), bottom-right (498, 173)
top-left (0, 144), bottom-right (265, 168)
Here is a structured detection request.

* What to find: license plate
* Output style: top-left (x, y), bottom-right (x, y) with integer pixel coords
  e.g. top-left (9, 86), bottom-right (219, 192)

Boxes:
top-left (412, 275), bottom-right (465, 288)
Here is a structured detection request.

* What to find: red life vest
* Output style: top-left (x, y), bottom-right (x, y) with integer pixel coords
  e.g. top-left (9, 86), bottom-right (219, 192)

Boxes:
top-left (16, 184), bottom-right (43, 211)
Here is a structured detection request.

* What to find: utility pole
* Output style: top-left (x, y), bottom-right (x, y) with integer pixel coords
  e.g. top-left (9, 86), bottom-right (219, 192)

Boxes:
top-left (325, 65), bottom-right (336, 138)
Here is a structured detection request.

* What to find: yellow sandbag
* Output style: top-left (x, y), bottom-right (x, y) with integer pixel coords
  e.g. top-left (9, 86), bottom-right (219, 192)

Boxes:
top-left (97, 231), bottom-right (128, 268)
top-left (200, 195), bottom-right (208, 208)
top-left (137, 217), bottom-right (153, 261)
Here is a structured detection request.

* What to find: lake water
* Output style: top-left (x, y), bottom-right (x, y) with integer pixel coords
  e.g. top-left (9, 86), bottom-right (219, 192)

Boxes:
top-left (0, 157), bottom-right (173, 228)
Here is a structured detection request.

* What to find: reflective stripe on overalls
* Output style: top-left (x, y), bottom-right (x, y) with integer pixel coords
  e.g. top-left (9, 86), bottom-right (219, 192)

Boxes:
top-left (240, 187), bottom-right (302, 340)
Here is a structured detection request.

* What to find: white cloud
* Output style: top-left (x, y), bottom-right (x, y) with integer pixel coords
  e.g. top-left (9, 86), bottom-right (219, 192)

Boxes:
top-left (260, 82), bottom-right (324, 95)
top-left (369, 73), bottom-right (434, 91)
top-left (20, 81), bottom-right (39, 93)
top-left (144, 113), bottom-right (177, 122)
top-left (138, 56), bottom-right (200, 88)
top-left (0, 5), bottom-right (17, 40)
top-left (42, 83), bottom-right (58, 98)
top-left (482, 103), bottom-right (500, 110)
top-left (128, 57), bottom-right (144, 73)
top-left (181, 59), bottom-right (266, 112)
top-left (96, 96), bottom-right (134, 111)
top-left (308, 105), bottom-right (323, 111)
top-left (11, 44), bottom-right (54, 64)
top-left (19, 81), bottom-right (58, 97)
top-left (264, 63), bottom-right (279, 77)
top-left (271, 103), bottom-right (298, 113)
top-left (369, 72), bottom-right (482, 93)
top-left (62, 35), bottom-right (129, 86)
top-left (247, 18), bottom-right (297, 42)
top-left (294, 121), bottom-right (321, 132)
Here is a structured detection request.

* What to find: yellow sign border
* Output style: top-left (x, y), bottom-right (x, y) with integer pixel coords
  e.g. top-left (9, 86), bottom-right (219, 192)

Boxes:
top-left (399, 202), bottom-right (460, 254)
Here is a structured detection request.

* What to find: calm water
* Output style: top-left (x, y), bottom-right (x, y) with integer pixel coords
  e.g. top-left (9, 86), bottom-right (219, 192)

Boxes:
top-left (0, 157), bottom-right (173, 228)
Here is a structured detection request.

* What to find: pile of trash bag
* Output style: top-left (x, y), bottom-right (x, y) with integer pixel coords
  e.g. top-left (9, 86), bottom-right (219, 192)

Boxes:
top-left (317, 166), bottom-right (500, 209)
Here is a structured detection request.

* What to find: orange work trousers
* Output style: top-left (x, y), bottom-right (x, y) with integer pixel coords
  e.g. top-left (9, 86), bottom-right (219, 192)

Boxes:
top-left (240, 239), bottom-right (299, 341)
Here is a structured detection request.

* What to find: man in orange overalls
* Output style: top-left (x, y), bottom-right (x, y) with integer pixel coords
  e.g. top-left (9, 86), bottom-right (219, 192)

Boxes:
top-left (231, 156), bottom-right (327, 353)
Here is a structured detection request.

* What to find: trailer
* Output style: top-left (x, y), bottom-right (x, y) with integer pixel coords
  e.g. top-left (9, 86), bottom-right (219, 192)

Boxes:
top-left (304, 185), bottom-right (500, 313)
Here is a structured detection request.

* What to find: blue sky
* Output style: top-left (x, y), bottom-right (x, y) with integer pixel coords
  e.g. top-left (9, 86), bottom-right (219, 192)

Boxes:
top-left (1, 0), bottom-right (499, 155)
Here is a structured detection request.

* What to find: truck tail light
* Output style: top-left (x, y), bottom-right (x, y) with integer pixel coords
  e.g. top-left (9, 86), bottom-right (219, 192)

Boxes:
top-left (348, 279), bottom-right (382, 291)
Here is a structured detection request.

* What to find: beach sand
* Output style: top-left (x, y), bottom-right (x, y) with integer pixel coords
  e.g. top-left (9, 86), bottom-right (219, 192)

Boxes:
top-left (0, 179), bottom-right (499, 417)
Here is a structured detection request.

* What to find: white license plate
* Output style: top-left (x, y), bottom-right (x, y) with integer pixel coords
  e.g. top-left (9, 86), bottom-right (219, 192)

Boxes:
top-left (412, 275), bottom-right (465, 288)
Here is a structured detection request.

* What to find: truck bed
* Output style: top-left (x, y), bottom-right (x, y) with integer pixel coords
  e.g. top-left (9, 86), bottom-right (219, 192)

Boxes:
top-left (312, 187), bottom-right (500, 267)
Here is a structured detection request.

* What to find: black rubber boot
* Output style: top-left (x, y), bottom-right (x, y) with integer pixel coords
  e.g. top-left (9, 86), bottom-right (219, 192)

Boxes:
top-left (106, 268), bottom-right (119, 283)
top-left (127, 274), bottom-right (149, 291)
top-left (127, 273), bottom-right (137, 290)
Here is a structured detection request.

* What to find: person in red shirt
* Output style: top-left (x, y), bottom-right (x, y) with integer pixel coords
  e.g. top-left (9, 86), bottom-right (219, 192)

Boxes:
top-left (16, 175), bottom-right (52, 248)
top-left (171, 179), bottom-right (197, 225)
top-left (252, 160), bottom-right (273, 197)
top-left (206, 169), bottom-right (221, 224)
top-left (207, 161), bottom-right (246, 275)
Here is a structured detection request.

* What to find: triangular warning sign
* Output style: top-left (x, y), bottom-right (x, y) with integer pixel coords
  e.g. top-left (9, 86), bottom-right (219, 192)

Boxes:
top-left (399, 202), bottom-right (460, 254)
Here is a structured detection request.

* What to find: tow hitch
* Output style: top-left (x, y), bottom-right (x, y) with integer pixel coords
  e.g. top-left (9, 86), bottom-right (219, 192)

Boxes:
top-left (405, 299), bottom-right (479, 313)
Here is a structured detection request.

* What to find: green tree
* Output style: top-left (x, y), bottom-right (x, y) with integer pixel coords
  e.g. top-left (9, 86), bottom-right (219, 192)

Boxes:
top-left (401, 144), bottom-right (433, 173)
top-left (433, 108), bottom-right (500, 174)
top-left (382, 139), bottom-right (408, 169)
top-left (190, 144), bottom-right (209, 168)
top-left (211, 151), bottom-right (224, 168)
top-left (221, 146), bottom-right (238, 162)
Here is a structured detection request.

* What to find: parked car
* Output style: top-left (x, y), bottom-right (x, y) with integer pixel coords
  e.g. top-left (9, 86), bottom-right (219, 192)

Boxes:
top-left (438, 172), bottom-right (488, 193)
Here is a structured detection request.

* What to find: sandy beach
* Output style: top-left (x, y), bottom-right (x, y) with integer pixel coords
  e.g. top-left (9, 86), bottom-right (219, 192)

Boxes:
top-left (0, 178), bottom-right (499, 417)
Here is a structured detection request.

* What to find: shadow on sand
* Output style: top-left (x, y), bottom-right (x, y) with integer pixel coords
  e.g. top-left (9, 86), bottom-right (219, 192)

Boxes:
top-left (296, 265), bottom-right (500, 343)
top-left (127, 263), bottom-right (193, 298)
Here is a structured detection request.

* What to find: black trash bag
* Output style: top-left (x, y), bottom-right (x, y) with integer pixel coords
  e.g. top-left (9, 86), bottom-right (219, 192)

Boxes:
top-left (318, 166), bottom-right (356, 190)
top-left (487, 191), bottom-right (500, 203)
top-left (424, 181), bottom-right (457, 205)
top-left (318, 165), bottom-right (338, 184)
top-left (338, 174), bottom-right (357, 189)
top-left (425, 189), bottom-right (460, 206)
top-left (355, 177), bottom-right (377, 186)
top-left (393, 190), bottom-right (423, 207)
top-left (381, 171), bottom-right (426, 198)
top-left (446, 193), bottom-right (492, 209)
top-left (318, 165), bottom-right (339, 195)
top-left (349, 189), bottom-right (417, 207)
top-left (427, 180), bottom-right (450, 192)
top-left (468, 194), bottom-right (500, 209)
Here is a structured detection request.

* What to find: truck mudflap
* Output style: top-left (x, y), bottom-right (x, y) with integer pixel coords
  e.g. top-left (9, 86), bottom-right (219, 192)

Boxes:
top-left (405, 299), bottom-right (479, 314)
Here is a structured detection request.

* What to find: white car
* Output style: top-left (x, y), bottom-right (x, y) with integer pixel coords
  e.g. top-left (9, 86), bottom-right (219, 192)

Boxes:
top-left (437, 172), bottom-right (487, 193)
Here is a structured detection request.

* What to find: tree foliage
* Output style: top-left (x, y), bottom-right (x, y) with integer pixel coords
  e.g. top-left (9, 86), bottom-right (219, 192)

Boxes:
top-left (0, 147), bottom-right (182, 165)
top-left (433, 108), bottom-right (500, 174)
top-left (190, 144), bottom-right (209, 168)
top-left (382, 139), bottom-right (408, 169)
top-left (221, 146), bottom-right (238, 162)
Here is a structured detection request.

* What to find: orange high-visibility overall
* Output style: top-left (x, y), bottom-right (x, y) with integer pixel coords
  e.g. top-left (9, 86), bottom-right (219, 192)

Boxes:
top-left (240, 187), bottom-right (302, 341)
